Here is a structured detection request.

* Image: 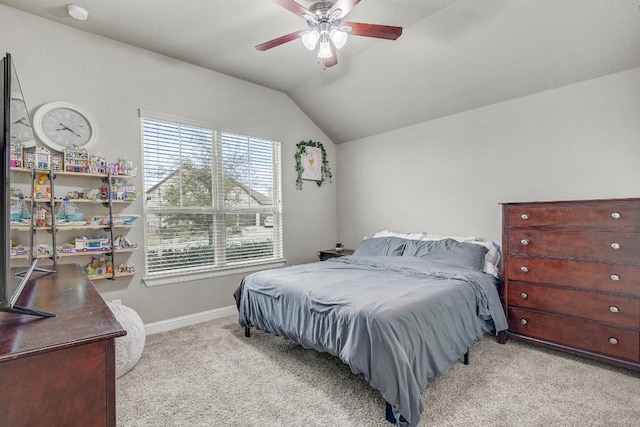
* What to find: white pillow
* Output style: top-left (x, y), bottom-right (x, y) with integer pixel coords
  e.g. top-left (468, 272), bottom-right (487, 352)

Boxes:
top-left (422, 233), bottom-right (477, 243)
top-left (372, 230), bottom-right (425, 240)
top-left (472, 240), bottom-right (501, 278)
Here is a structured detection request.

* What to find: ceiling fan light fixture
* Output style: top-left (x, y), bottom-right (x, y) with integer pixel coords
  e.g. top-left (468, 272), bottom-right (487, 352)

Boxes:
top-left (301, 30), bottom-right (320, 50)
top-left (329, 28), bottom-right (348, 49)
top-left (317, 37), bottom-right (333, 59)
top-left (256, 0), bottom-right (403, 68)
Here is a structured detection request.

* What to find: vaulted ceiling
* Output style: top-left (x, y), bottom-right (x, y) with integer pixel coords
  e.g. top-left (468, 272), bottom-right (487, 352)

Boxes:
top-left (2, 0), bottom-right (639, 143)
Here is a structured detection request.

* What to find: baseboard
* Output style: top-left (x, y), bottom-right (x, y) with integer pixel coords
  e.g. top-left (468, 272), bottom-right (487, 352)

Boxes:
top-left (144, 305), bottom-right (238, 335)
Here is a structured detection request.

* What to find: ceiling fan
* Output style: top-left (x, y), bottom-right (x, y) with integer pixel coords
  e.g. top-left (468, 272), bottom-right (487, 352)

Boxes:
top-left (255, 0), bottom-right (403, 68)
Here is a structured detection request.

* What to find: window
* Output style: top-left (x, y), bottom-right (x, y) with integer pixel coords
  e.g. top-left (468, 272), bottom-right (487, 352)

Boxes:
top-left (141, 113), bottom-right (282, 279)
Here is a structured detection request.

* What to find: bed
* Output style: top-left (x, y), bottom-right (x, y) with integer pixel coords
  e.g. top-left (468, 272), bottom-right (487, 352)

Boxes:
top-left (234, 235), bottom-right (508, 426)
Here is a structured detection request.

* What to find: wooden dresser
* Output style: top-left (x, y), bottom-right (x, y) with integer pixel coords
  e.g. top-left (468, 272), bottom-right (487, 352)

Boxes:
top-left (0, 264), bottom-right (126, 426)
top-left (502, 198), bottom-right (640, 370)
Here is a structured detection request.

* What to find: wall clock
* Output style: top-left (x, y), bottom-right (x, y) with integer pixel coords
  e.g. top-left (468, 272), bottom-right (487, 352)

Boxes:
top-left (9, 93), bottom-right (35, 147)
top-left (33, 101), bottom-right (99, 152)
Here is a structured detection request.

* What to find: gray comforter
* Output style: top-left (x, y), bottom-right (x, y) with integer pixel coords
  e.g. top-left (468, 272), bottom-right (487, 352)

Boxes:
top-left (236, 255), bottom-right (508, 426)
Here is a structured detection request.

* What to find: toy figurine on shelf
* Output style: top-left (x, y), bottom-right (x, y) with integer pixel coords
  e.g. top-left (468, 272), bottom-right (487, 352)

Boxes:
top-left (113, 234), bottom-right (136, 250)
top-left (59, 242), bottom-right (77, 254)
top-left (120, 183), bottom-right (138, 201)
top-left (112, 214), bottom-right (139, 225)
top-left (84, 261), bottom-right (97, 277)
top-left (10, 241), bottom-right (28, 257)
top-left (10, 140), bottom-right (23, 168)
top-left (116, 154), bottom-right (136, 176)
top-left (10, 187), bottom-right (23, 198)
top-left (85, 188), bottom-right (101, 200)
top-left (96, 256), bottom-right (108, 276)
top-left (100, 183), bottom-right (115, 200)
top-left (84, 255), bottom-right (114, 277)
top-left (64, 145), bottom-right (90, 173)
top-left (116, 263), bottom-right (136, 274)
top-left (35, 147), bottom-right (52, 170)
top-left (110, 179), bottom-right (139, 201)
top-left (73, 235), bottom-right (111, 252)
top-left (50, 154), bottom-right (63, 172)
top-left (36, 244), bottom-right (52, 255)
top-left (85, 256), bottom-right (99, 277)
top-left (117, 155), bottom-right (127, 175)
top-left (10, 197), bottom-right (30, 226)
top-left (89, 152), bottom-right (107, 175)
top-left (87, 215), bottom-right (109, 226)
top-left (55, 198), bottom-right (86, 226)
top-left (34, 174), bottom-right (48, 199)
top-left (34, 205), bottom-right (50, 227)
top-left (23, 150), bottom-right (35, 170)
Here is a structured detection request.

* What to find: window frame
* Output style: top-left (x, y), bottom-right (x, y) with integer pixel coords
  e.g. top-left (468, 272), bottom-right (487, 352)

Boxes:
top-left (139, 111), bottom-right (284, 286)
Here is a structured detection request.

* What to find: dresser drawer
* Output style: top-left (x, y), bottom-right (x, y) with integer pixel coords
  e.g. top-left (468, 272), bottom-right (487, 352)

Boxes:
top-left (506, 256), bottom-right (640, 297)
top-left (507, 282), bottom-right (640, 328)
top-left (508, 307), bottom-right (640, 361)
top-left (507, 201), bottom-right (640, 230)
top-left (507, 230), bottom-right (640, 263)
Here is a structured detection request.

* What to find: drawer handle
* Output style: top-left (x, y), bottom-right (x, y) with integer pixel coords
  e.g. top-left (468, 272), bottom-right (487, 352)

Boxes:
top-left (609, 306), bottom-right (619, 313)
top-left (610, 242), bottom-right (620, 250)
top-left (608, 337), bottom-right (618, 345)
top-left (520, 292), bottom-right (528, 300)
top-left (520, 266), bottom-right (529, 273)
top-left (609, 274), bottom-right (620, 282)
top-left (520, 213), bottom-right (529, 220)
top-left (520, 238), bottom-right (529, 246)
top-left (610, 212), bottom-right (621, 219)
top-left (520, 318), bottom-right (528, 325)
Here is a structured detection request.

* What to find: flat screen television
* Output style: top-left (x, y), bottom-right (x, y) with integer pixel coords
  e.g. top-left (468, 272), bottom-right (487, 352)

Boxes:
top-left (1, 52), bottom-right (55, 317)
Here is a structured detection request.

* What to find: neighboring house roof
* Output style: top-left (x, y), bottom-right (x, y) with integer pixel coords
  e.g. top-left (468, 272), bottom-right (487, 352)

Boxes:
top-left (145, 169), bottom-right (272, 206)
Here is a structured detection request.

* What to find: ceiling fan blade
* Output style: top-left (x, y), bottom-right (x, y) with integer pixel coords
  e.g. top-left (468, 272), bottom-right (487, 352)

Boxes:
top-left (255, 31), bottom-right (302, 51)
top-left (344, 22), bottom-right (403, 40)
top-left (329, 0), bottom-right (362, 19)
top-left (273, 0), bottom-right (311, 19)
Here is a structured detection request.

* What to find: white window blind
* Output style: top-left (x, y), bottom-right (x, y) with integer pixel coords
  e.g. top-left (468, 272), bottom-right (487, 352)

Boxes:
top-left (141, 114), bottom-right (282, 276)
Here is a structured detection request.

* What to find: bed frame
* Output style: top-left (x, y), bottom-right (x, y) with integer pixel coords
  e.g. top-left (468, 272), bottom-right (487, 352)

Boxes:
top-left (244, 324), bottom-right (474, 425)
top-left (236, 246), bottom-right (509, 426)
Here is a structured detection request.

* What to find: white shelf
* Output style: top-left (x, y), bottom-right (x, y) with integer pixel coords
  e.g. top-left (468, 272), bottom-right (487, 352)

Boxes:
top-left (10, 167), bottom-right (134, 180)
top-left (10, 166), bottom-right (138, 279)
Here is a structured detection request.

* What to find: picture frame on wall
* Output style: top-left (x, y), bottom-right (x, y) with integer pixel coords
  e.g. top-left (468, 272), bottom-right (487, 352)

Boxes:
top-left (294, 140), bottom-right (332, 190)
top-left (300, 146), bottom-right (322, 181)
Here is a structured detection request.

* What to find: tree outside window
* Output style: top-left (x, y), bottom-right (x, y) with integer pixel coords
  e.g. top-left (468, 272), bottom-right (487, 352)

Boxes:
top-left (142, 116), bottom-right (282, 275)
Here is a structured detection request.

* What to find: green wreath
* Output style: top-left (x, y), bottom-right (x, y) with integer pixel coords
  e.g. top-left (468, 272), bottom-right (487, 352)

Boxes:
top-left (295, 140), bottom-right (332, 190)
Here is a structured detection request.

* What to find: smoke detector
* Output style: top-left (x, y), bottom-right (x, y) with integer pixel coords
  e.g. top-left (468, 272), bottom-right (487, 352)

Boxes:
top-left (67, 4), bottom-right (89, 21)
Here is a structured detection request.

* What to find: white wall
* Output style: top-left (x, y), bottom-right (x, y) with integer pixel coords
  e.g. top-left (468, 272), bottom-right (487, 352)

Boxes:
top-left (1, 5), bottom-right (337, 323)
top-left (337, 67), bottom-right (640, 248)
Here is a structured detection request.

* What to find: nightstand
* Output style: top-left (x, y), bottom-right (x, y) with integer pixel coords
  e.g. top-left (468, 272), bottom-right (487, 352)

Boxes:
top-left (318, 248), bottom-right (354, 261)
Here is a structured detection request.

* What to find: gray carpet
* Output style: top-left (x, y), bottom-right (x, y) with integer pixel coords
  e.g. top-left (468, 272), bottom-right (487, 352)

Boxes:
top-left (116, 315), bottom-right (640, 427)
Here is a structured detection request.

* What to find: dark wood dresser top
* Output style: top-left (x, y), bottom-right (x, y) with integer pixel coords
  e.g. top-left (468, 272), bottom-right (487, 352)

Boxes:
top-left (0, 263), bottom-right (126, 361)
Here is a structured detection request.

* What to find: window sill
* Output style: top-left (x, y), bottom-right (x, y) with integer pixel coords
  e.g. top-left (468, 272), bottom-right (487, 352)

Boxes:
top-left (142, 258), bottom-right (287, 287)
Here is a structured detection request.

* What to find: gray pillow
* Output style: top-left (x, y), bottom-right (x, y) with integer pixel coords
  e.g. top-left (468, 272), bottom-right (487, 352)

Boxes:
top-left (353, 237), bottom-right (407, 257)
top-left (403, 238), bottom-right (488, 271)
